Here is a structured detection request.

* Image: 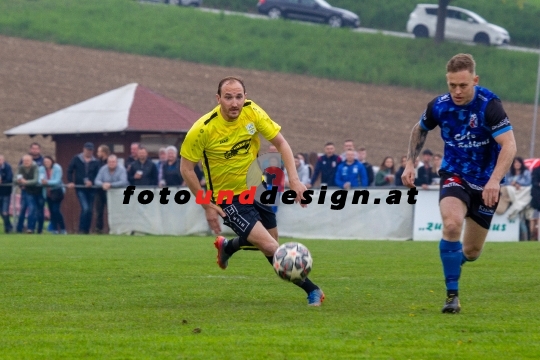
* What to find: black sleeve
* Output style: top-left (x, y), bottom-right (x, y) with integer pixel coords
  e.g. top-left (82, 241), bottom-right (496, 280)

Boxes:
top-left (419, 98), bottom-right (438, 131)
top-left (395, 168), bottom-right (404, 186)
top-left (90, 161), bottom-right (100, 182)
top-left (66, 157), bottom-right (76, 183)
top-left (127, 163), bottom-right (135, 184)
top-left (5, 164), bottom-right (13, 183)
top-left (151, 163), bottom-right (158, 186)
top-left (530, 167), bottom-right (540, 210)
top-left (365, 164), bottom-right (374, 186)
top-left (485, 99), bottom-right (512, 136)
top-left (533, 167), bottom-right (540, 189)
top-left (416, 166), bottom-right (431, 186)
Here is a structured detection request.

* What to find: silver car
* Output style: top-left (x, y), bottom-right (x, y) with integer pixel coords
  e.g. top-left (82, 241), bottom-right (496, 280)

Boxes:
top-left (406, 4), bottom-right (510, 45)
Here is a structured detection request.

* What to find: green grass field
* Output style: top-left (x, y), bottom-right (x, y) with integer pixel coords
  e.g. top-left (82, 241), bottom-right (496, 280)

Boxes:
top-left (1, 235), bottom-right (539, 359)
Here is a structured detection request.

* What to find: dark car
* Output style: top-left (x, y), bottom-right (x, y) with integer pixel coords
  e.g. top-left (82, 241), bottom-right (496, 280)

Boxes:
top-left (257, 0), bottom-right (360, 28)
top-left (164, 0), bottom-right (202, 6)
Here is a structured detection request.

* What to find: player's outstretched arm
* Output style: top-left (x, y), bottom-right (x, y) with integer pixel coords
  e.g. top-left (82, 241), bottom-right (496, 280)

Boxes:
top-left (180, 157), bottom-right (225, 234)
top-left (402, 122), bottom-right (428, 188)
top-left (270, 133), bottom-right (307, 207)
top-left (483, 130), bottom-right (517, 207)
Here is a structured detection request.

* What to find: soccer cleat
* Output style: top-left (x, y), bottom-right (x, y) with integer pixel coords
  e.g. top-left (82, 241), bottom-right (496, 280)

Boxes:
top-left (214, 236), bottom-right (230, 270)
top-left (441, 295), bottom-right (461, 314)
top-left (307, 289), bottom-right (325, 306)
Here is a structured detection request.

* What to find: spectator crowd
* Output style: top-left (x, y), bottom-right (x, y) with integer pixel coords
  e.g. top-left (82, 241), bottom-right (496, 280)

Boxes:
top-left (0, 141), bottom-right (204, 235)
top-left (1, 139), bottom-right (539, 240)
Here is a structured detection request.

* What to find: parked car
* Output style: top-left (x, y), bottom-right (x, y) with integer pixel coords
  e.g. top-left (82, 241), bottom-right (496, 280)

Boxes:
top-left (406, 4), bottom-right (510, 45)
top-left (165, 0), bottom-right (202, 6)
top-left (257, 0), bottom-right (360, 28)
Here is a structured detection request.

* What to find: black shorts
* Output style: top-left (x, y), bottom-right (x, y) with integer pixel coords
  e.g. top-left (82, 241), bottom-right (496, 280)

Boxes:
top-left (220, 197), bottom-right (277, 240)
top-left (439, 172), bottom-right (498, 230)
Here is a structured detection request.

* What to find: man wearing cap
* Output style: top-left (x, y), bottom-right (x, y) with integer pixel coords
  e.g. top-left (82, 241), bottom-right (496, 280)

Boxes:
top-left (67, 142), bottom-right (100, 234)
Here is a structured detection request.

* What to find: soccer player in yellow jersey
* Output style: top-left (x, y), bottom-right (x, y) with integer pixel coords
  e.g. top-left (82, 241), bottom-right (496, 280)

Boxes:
top-left (180, 77), bottom-right (324, 306)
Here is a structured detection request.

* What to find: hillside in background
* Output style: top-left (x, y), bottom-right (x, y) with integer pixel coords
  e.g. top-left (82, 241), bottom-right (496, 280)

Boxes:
top-left (0, 0), bottom-right (538, 104)
top-left (0, 36), bottom-right (536, 169)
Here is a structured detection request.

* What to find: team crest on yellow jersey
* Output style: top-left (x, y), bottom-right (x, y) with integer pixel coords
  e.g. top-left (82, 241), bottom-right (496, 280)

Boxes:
top-left (246, 122), bottom-right (256, 135)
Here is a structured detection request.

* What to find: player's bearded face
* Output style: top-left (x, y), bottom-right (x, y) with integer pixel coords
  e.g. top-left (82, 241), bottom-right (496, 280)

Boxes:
top-left (446, 70), bottom-right (479, 106)
top-left (217, 81), bottom-right (246, 121)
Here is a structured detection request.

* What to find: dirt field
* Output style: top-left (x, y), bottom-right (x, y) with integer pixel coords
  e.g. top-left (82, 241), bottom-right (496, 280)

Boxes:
top-left (0, 35), bottom-right (537, 167)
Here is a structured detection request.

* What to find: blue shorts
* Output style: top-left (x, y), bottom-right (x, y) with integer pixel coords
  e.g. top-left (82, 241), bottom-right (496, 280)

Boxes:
top-left (220, 196), bottom-right (277, 240)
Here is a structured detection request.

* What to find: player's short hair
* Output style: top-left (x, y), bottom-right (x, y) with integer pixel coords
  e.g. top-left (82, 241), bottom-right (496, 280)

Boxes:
top-left (446, 53), bottom-right (476, 74)
top-left (217, 76), bottom-right (246, 96)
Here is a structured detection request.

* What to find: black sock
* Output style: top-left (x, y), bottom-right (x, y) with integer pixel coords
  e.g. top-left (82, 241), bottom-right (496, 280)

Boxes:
top-left (447, 290), bottom-right (459, 298)
top-left (224, 237), bottom-right (258, 256)
top-left (265, 256), bottom-right (319, 294)
top-left (293, 277), bottom-right (319, 295)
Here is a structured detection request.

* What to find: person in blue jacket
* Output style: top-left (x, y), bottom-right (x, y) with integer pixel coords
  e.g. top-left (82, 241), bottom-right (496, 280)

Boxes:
top-left (334, 150), bottom-right (368, 189)
top-left (39, 156), bottom-right (66, 234)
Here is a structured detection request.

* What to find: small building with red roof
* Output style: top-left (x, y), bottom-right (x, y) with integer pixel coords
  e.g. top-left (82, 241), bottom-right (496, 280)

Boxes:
top-left (5, 83), bottom-right (201, 171)
top-left (4, 83), bottom-right (201, 233)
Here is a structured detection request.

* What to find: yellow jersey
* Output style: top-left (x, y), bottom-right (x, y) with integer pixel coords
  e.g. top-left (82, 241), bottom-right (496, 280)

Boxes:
top-left (180, 100), bottom-right (281, 200)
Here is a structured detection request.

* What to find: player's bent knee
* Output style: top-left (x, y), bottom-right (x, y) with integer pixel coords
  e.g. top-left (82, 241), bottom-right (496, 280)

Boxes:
top-left (463, 248), bottom-right (482, 260)
top-left (443, 221), bottom-right (463, 239)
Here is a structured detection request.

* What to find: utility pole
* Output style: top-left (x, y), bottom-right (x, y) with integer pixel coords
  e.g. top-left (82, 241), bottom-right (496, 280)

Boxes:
top-left (530, 52), bottom-right (540, 159)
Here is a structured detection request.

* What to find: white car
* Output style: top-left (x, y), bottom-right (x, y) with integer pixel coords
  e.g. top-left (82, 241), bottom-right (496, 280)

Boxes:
top-left (406, 4), bottom-right (510, 45)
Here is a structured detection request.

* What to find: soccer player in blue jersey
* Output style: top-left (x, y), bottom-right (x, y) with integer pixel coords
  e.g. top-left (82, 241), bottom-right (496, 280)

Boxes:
top-left (402, 53), bottom-right (517, 313)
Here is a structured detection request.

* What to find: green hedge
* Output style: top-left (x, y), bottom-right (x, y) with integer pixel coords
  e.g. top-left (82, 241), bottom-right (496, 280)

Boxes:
top-left (0, 0), bottom-right (537, 103)
top-left (203, 0), bottom-right (540, 47)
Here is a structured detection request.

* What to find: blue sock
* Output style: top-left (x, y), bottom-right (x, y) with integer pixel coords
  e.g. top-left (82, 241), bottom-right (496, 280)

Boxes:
top-left (439, 239), bottom-right (463, 293)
